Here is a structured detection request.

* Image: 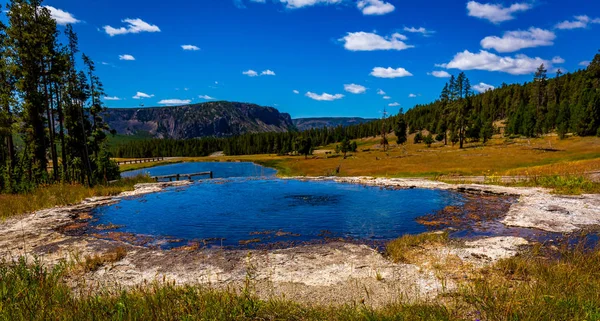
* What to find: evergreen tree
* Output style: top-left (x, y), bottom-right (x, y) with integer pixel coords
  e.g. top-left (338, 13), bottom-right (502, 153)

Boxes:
top-left (394, 109), bottom-right (407, 145)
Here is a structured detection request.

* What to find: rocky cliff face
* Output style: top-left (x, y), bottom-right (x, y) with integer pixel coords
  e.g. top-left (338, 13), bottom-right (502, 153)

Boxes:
top-left (103, 101), bottom-right (295, 139)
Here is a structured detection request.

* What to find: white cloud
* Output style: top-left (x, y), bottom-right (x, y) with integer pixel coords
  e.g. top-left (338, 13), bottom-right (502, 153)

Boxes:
top-left (305, 92), bottom-right (344, 101)
top-left (377, 89), bottom-right (386, 95)
top-left (383, 96), bottom-right (391, 100)
top-left (370, 67), bottom-right (413, 78)
top-left (555, 15), bottom-right (600, 30)
top-left (103, 96), bottom-right (121, 101)
top-left (579, 61), bottom-right (591, 67)
top-left (340, 32), bottom-right (412, 51)
top-left (119, 54), bottom-right (135, 61)
top-left (293, 89), bottom-right (300, 94)
top-left (403, 26), bottom-right (434, 36)
top-left (481, 27), bottom-right (555, 53)
top-left (357, 0), bottom-right (395, 15)
top-left (43, 6), bottom-right (80, 25)
top-left (198, 95), bottom-right (215, 100)
top-left (158, 99), bottom-right (192, 105)
top-left (103, 18), bottom-right (160, 36)
top-left (133, 92), bottom-right (154, 99)
top-left (441, 50), bottom-right (550, 75)
top-left (261, 69), bottom-right (276, 76)
top-left (473, 82), bottom-right (495, 93)
top-left (552, 56), bottom-right (565, 64)
top-left (408, 93), bottom-right (417, 98)
top-left (466, 1), bottom-right (531, 24)
top-left (181, 45), bottom-right (200, 51)
top-left (429, 70), bottom-right (451, 78)
top-left (243, 70), bottom-right (259, 77)
top-left (388, 102), bottom-right (400, 107)
top-left (280, 0), bottom-right (342, 9)
top-left (344, 84), bottom-right (367, 94)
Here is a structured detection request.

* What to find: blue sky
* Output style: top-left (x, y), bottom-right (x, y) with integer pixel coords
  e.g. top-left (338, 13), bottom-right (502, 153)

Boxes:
top-left (3, 0), bottom-right (600, 118)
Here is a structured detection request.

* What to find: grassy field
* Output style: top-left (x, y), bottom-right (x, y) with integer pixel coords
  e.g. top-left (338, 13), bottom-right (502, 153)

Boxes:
top-left (119, 135), bottom-right (600, 177)
top-left (2, 236), bottom-right (600, 320)
top-left (0, 176), bottom-right (153, 220)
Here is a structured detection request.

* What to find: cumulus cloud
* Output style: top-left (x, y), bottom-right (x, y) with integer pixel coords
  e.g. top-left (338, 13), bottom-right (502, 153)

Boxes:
top-left (261, 70), bottom-right (276, 76)
top-left (429, 70), bottom-right (451, 78)
top-left (43, 6), bottom-right (80, 25)
top-left (344, 84), bottom-right (367, 94)
top-left (377, 89), bottom-right (386, 95)
top-left (466, 1), bottom-right (531, 24)
top-left (579, 61), bottom-right (591, 67)
top-left (181, 45), bottom-right (200, 51)
top-left (103, 18), bottom-right (160, 36)
top-left (555, 15), bottom-right (600, 30)
top-left (103, 96), bottom-right (121, 101)
top-left (340, 32), bottom-right (412, 51)
top-left (357, 0), bottom-right (395, 15)
top-left (383, 96), bottom-right (391, 100)
top-left (293, 90), bottom-right (300, 94)
top-left (388, 102), bottom-right (400, 107)
top-left (305, 92), bottom-right (344, 101)
top-left (481, 27), bottom-right (555, 53)
top-left (280, 0), bottom-right (342, 9)
top-left (198, 95), bottom-right (215, 100)
top-left (243, 70), bottom-right (259, 77)
top-left (441, 50), bottom-right (550, 75)
top-left (473, 82), bottom-right (495, 93)
top-left (133, 92), bottom-right (154, 99)
top-left (552, 56), bottom-right (565, 64)
top-left (370, 67), bottom-right (413, 78)
top-left (403, 26), bottom-right (434, 36)
top-left (119, 54), bottom-right (135, 61)
top-left (409, 93), bottom-right (417, 98)
top-left (158, 99), bottom-right (192, 105)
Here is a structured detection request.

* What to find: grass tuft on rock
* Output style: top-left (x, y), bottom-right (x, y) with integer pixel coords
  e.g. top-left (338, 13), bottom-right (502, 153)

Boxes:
top-left (386, 232), bottom-right (449, 263)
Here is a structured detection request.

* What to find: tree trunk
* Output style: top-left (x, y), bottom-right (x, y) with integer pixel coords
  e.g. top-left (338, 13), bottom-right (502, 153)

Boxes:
top-left (55, 83), bottom-right (67, 180)
top-left (44, 74), bottom-right (58, 181)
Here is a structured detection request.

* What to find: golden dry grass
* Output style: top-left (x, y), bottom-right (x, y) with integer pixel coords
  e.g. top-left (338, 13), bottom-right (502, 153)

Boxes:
top-left (116, 135), bottom-right (600, 186)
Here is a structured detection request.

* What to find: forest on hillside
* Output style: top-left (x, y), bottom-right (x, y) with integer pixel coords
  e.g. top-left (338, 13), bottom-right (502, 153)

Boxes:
top-left (0, 0), bottom-right (118, 193)
top-left (111, 51), bottom-right (600, 159)
top-left (405, 51), bottom-right (600, 142)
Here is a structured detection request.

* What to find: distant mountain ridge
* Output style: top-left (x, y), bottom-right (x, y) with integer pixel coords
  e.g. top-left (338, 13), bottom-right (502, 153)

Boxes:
top-left (103, 101), bottom-right (294, 139)
top-left (293, 117), bottom-right (376, 131)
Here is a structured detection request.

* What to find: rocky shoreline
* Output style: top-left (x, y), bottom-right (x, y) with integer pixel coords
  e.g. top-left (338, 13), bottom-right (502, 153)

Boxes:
top-left (0, 178), bottom-right (599, 307)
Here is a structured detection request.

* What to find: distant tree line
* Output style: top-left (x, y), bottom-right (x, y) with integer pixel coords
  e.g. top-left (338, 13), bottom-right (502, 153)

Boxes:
top-left (110, 121), bottom-right (391, 158)
top-left (0, 0), bottom-right (119, 193)
top-left (405, 51), bottom-right (600, 143)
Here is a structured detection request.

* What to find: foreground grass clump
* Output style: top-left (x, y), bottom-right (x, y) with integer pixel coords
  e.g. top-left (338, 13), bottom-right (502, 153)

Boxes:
top-left (386, 232), bottom-right (449, 263)
top-left (0, 175), bottom-right (153, 220)
top-left (0, 258), bottom-right (452, 321)
top-left (464, 242), bottom-right (600, 320)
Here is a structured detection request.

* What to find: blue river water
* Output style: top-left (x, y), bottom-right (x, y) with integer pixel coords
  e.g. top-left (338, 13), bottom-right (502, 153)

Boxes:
top-left (93, 163), bottom-right (465, 248)
top-left (122, 161), bottom-right (277, 179)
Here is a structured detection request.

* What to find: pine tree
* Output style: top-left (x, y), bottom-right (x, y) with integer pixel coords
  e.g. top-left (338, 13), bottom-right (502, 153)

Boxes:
top-left (395, 108), bottom-right (407, 145)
